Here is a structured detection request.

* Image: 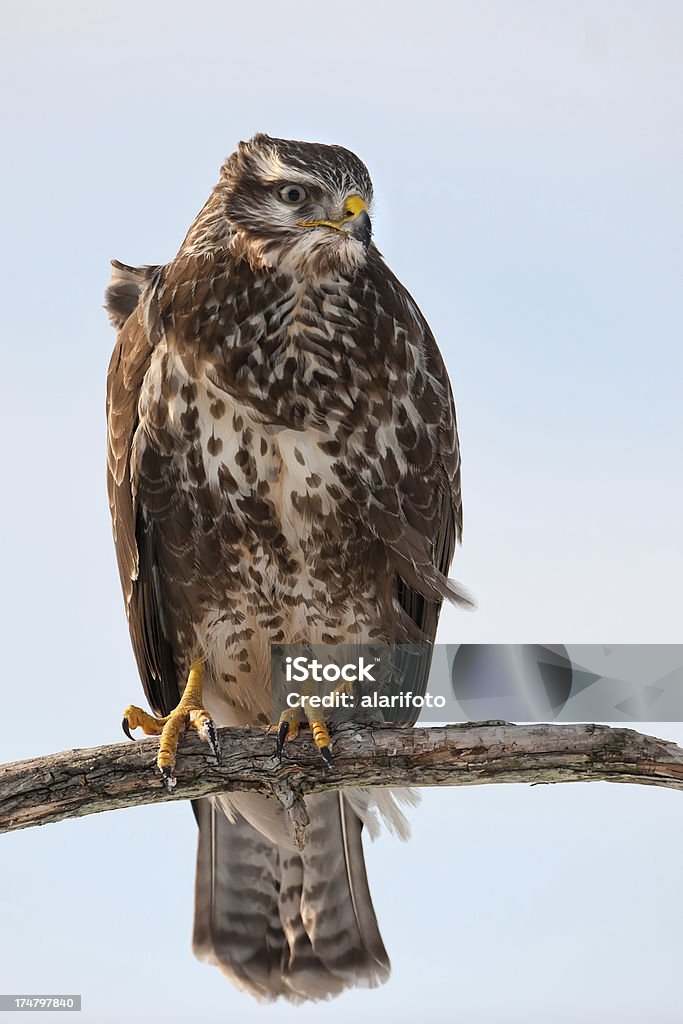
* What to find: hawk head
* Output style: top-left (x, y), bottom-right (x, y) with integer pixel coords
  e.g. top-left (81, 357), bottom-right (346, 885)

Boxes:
top-left (184, 134), bottom-right (375, 276)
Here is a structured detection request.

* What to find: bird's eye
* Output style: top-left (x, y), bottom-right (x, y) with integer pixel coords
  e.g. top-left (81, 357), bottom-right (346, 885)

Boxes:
top-left (279, 184), bottom-right (307, 204)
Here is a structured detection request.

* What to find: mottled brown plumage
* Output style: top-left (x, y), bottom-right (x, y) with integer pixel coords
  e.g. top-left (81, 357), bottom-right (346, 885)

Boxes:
top-left (105, 133), bottom-right (469, 1001)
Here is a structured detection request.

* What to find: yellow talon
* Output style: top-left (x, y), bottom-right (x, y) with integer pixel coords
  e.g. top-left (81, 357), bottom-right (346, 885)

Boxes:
top-left (122, 705), bottom-right (168, 736)
top-left (274, 706), bottom-right (303, 759)
top-left (307, 717), bottom-right (334, 768)
top-left (280, 707), bottom-right (303, 740)
top-left (273, 697), bottom-right (335, 768)
top-left (122, 661), bottom-right (219, 789)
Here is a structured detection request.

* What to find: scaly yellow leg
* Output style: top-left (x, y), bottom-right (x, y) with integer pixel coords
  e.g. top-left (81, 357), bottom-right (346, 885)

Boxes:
top-left (122, 662), bottom-right (219, 790)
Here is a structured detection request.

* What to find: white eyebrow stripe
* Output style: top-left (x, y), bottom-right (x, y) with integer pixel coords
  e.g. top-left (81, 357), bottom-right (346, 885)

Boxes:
top-left (249, 148), bottom-right (322, 186)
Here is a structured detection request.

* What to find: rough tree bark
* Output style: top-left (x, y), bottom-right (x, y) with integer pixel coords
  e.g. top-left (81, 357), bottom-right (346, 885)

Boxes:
top-left (2, 722), bottom-right (682, 849)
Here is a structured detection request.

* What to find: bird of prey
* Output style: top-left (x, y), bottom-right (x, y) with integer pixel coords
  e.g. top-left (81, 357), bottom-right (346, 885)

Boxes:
top-left (105, 134), bottom-right (470, 1001)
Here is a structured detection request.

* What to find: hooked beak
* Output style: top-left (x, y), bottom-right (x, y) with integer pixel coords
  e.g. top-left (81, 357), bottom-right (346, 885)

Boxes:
top-left (298, 195), bottom-right (372, 250)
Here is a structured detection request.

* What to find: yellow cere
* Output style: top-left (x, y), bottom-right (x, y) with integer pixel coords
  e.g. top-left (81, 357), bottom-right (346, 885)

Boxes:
top-left (342, 195), bottom-right (367, 220)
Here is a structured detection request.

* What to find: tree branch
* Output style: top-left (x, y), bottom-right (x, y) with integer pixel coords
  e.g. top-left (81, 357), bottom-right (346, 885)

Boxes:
top-left (2, 723), bottom-right (682, 848)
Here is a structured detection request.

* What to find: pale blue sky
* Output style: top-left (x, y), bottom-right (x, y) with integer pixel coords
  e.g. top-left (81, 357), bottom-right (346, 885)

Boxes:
top-left (0, 2), bottom-right (681, 1021)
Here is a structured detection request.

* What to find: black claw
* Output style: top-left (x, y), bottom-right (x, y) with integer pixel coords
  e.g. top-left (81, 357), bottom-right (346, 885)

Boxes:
top-left (319, 745), bottom-right (336, 770)
top-left (206, 719), bottom-right (220, 760)
top-left (160, 765), bottom-right (177, 792)
top-left (122, 717), bottom-right (134, 741)
top-left (276, 721), bottom-right (290, 761)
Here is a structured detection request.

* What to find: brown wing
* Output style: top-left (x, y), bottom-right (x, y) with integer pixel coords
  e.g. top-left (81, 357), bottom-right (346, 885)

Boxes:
top-left (106, 261), bottom-right (180, 717)
top-left (395, 321), bottom-right (463, 639)
top-left (362, 252), bottom-right (470, 722)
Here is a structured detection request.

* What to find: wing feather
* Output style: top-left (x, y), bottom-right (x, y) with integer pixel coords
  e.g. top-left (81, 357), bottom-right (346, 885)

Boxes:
top-left (106, 261), bottom-right (180, 716)
top-left (362, 252), bottom-right (472, 722)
